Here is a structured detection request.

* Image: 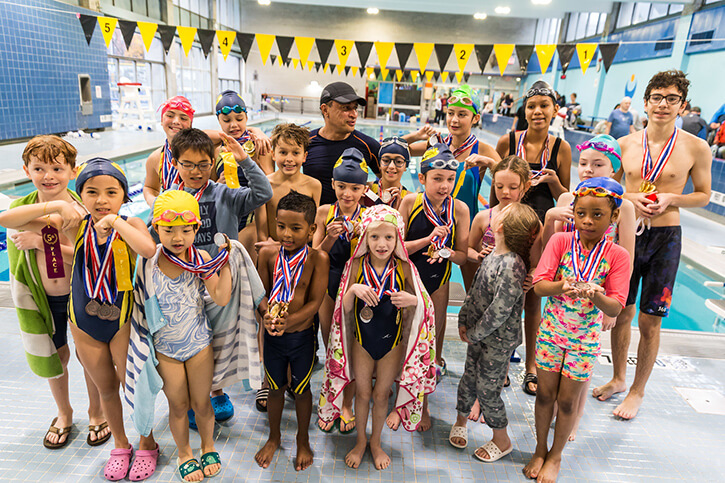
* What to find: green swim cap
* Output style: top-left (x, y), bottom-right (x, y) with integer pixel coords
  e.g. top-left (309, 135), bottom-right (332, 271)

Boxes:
top-left (449, 85), bottom-right (479, 114)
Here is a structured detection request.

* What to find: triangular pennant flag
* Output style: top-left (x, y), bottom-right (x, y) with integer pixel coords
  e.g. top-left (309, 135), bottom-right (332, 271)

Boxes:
top-left (373, 66), bottom-right (380, 78)
top-left (352, 66), bottom-right (359, 77)
top-left (396, 69), bottom-right (403, 81)
top-left (433, 71), bottom-right (440, 82)
top-left (308, 61), bottom-right (315, 70)
top-left (395, 43), bottom-right (414, 70)
top-left (237, 33), bottom-right (255, 61)
top-left (315, 62), bottom-right (322, 72)
top-left (535, 44), bottom-right (557, 74)
top-left (434, 44), bottom-right (453, 72)
top-left (256, 33), bottom-right (275, 65)
top-left (368, 67), bottom-right (376, 79)
top-left (598, 42), bottom-right (619, 72)
top-left (323, 63), bottom-right (329, 73)
top-left (329, 64), bottom-right (336, 74)
top-left (441, 71), bottom-right (450, 83)
top-left (425, 71), bottom-right (434, 82)
top-left (118, 20), bottom-right (136, 50)
top-left (335, 39), bottom-right (355, 69)
top-left (270, 54), bottom-right (277, 66)
top-left (414, 43), bottom-right (434, 73)
top-left (356, 41), bottom-right (373, 68)
top-left (316, 38), bottom-right (334, 65)
top-left (216, 30), bottom-right (236, 60)
top-left (295, 37), bottom-right (315, 65)
top-left (97, 17), bottom-right (117, 48)
top-left (197, 29), bottom-right (215, 58)
top-left (176, 26), bottom-right (197, 57)
top-left (411, 70), bottom-right (419, 82)
top-left (455, 71), bottom-right (464, 84)
top-left (157, 25), bottom-right (176, 54)
top-left (276, 36), bottom-right (294, 62)
top-left (380, 68), bottom-right (388, 80)
top-left (463, 73), bottom-right (470, 83)
top-left (78, 14), bottom-right (97, 46)
top-left (284, 58), bottom-right (291, 67)
top-left (474, 44), bottom-right (493, 72)
top-left (137, 21), bottom-right (158, 52)
top-left (292, 58), bottom-right (299, 69)
top-left (557, 44), bottom-right (576, 74)
top-left (453, 43), bottom-right (474, 72)
top-left (576, 43), bottom-right (598, 74)
top-left (515, 44), bottom-right (534, 73)
top-left (361, 66), bottom-right (367, 77)
top-left (493, 44), bottom-right (514, 76)
top-left (344, 65), bottom-right (351, 76)
top-left (374, 42), bottom-right (394, 68)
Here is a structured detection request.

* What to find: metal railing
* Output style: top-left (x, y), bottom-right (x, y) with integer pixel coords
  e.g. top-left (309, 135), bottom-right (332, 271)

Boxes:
top-left (261, 94), bottom-right (320, 115)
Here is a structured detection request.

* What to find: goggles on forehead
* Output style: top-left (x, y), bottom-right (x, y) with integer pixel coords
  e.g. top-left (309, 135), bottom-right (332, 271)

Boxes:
top-left (525, 87), bottom-right (555, 100)
top-left (216, 104), bottom-right (246, 116)
top-left (449, 95), bottom-right (474, 106)
top-left (573, 186), bottom-right (623, 202)
top-left (380, 137), bottom-right (408, 149)
top-left (425, 158), bottom-right (460, 170)
top-left (153, 209), bottom-right (200, 225)
top-left (576, 141), bottom-right (621, 160)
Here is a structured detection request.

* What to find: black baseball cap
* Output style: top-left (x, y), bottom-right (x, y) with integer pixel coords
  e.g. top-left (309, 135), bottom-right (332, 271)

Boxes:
top-left (320, 82), bottom-right (367, 106)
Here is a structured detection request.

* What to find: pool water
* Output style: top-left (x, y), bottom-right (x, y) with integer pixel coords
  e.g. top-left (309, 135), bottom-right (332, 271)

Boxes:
top-left (0, 120), bottom-right (722, 334)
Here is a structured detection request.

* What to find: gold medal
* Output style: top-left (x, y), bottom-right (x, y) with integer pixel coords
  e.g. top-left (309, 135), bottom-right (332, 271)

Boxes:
top-left (360, 306), bottom-right (373, 323)
top-left (242, 140), bottom-right (256, 156)
top-left (85, 300), bottom-right (100, 316)
top-left (427, 245), bottom-right (437, 259)
top-left (639, 180), bottom-right (656, 193)
top-left (268, 301), bottom-right (288, 319)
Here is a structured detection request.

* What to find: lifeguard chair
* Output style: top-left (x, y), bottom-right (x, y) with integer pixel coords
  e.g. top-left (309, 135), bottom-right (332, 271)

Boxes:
top-left (117, 82), bottom-right (155, 130)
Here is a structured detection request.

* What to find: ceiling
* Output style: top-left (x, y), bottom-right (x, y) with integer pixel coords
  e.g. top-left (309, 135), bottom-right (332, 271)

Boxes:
top-left (259, 0), bottom-right (692, 19)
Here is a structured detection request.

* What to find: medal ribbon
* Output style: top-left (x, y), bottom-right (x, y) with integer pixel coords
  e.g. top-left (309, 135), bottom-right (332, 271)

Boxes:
top-left (422, 193), bottom-right (454, 250)
top-left (237, 130), bottom-right (251, 143)
top-left (516, 130), bottom-right (550, 170)
top-left (162, 243), bottom-right (230, 280)
top-left (443, 133), bottom-right (477, 158)
top-left (641, 127), bottom-right (678, 184)
top-left (82, 218), bottom-right (119, 304)
top-left (161, 140), bottom-right (181, 190)
top-left (361, 255), bottom-right (399, 299)
top-left (332, 202), bottom-right (361, 241)
top-left (570, 231), bottom-right (608, 283)
top-left (178, 180), bottom-right (211, 201)
top-left (269, 245), bottom-right (309, 304)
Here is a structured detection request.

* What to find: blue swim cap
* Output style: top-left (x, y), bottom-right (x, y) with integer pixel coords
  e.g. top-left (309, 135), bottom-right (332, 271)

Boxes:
top-left (420, 143), bottom-right (458, 174)
top-left (333, 147), bottom-right (369, 185)
top-left (215, 90), bottom-right (247, 116)
top-left (379, 137), bottom-right (410, 163)
top-left (577, 134), bottom-right (622, 173)
top-left (573, 176), bottom-right (624, 208)
top-left (76, 157), bottom-right (130, 202)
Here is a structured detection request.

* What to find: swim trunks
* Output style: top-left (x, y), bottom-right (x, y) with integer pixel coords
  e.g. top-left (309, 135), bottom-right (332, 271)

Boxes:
top-left (264, 327), bottom-right (315, 395)
top-left (47, 294), bottom-right (69, 349)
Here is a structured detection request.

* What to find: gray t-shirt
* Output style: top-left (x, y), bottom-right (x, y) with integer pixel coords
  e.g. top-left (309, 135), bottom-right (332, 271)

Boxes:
top-left (607, 109), bottom-right (633, 139)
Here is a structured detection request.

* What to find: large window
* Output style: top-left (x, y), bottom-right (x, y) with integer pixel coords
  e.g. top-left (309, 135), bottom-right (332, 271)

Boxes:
top-left (535, 18), bottom-right (562, 44)
top-left (176, 44), bottom-right (213, 113)
top-left (99, 0), bottom-right (162, 19)
top-left (218, 54), bottom-right (242, 94)
top-left (172, 0), bottom-right (211, 28)
top-left (617, 2), bottom-right (685, 29)
top-left (566, 12), bottom-right (607, 41)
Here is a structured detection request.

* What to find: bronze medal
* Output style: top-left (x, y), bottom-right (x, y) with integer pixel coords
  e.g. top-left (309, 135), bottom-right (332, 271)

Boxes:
top-left (571, 281), bottom-right (594, 291)
top-left (360, 306), bottom-right (374, 323)
top-left (85, 299), bottom-right (100, 316)
top-left (98, 303), bottom-right (113, 320)
top-left (109, 305), bottom-right (122, 321)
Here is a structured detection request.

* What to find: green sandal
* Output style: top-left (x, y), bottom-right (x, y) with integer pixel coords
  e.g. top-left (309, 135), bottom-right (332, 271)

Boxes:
top-left (317, 417), bottom-right (339, 433)
top-left (200, 451), bottom-right (222, 478)
top-left (177, 458), bottom-right (202, 482)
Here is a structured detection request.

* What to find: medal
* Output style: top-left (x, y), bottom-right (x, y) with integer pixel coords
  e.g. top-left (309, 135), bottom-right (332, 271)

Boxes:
top-left (268, 301), bottom-right (288, 319)
top-left (428, 133), bottom-right (443, 147)
top-left (381, 190), bottom-right (393, 204)
top-left (82, 217), bottom-right (120, 316)
top-left (162, 233), bottom-right (230, 279)
top-left (640, 127), bottom-right (678, 191)
top-left (422, 193), bottom-right (454, 257)
top-left (571, 281), bottom-right (595, 291)
top-left (438, 247), bottom-right (452, 259)
top-left (242, 140), bottom-right (256, 156)
top-left (331, 203), bottom-right (361, 241)
top-left (98, 303), bottom-right (113, 320)
top-left (109, 305), bottom-right (121, 321)
top-left (360, 255), bottom-right (399, 321)
top-left (360, 306), bottom-right (374, 323)
top-left (41, 224), bottom-right (65, 279)
top-left (85, 299), bottom-right (100, 316)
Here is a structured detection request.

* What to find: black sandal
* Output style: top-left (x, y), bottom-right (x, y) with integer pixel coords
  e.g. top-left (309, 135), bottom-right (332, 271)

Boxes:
top-left (522, 373), bottom-right (537, 396)
top-left (255, 388), bottom-right (269, 412)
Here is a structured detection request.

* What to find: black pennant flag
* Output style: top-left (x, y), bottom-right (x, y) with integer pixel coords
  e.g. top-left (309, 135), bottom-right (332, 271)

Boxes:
top-left (373, 66), bottom-right (381, 79)
top-left (395, 42), bottom-right (413, 70)
top-left (270, 54), bottom-right (277, 65)
top-left (316, 38), bottom-right (334, 65)
top-left (197, 29), bottom-right (216, 58)
top-left (434, 44), bottom-right (453, 72)
top-left (356, 41), bottom-right (373, 68)
top-left (360, 66), bottom-right (366, 77)
top-left (344, 66), bottom-right (351, 76)
top-left (474, 44), bottom-right (493, 73)
top-left (118, 20), bottom-right (136, 50)
top-left (463, 73), bottom-right (470, 83)
top-left (276, 36), bottom-right (294, 63)
top-left (237, 33), bottom-right (255, 62)
top-left (314, 62), bottom-right (321, 72)
top-left (557, 44), bottom-right (576, 74)
top-left (329, 64), bottom-right (336, 74)
top-left (433, 71), bottom-right (440, 82)
top-left (79, 14), bottom-right (97, 46)
top-left (157, 25), bottom-right (176, 54)
top-left (515, 45), bottom-right (534, 73)
top-left (598, 42), bottom-right (619, 72)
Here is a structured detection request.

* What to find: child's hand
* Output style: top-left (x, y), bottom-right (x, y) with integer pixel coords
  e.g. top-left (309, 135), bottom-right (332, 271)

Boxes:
top-left (325, 219), bottom-right (346, 239)
top-left (578, 283), bottom-right (605, 300)
top-left (602, 316), bottom-right (617, 331)
top-left (264, 311), bottom-right (287, 335)
top-left (350, 284), bottom-right (379, 306)
top-left (458, 325), bottom-right (470, 343)
top-left (464, 154), bottom-right (496, 170)
top-left (533, 168), bottom-right (558, 186)
top-left (94, 214), bottom-right (119, 238)
top-left (218, 132), bottom-right (248, 163)
top-left (561, 278), bottom-right (579, 297)
top-left (630, 191), bottom-right (657, 218)
top-left (548, 205), bottom-right (574, 224)
top-left (10, 231), bottom-right (42, 251)
top-left (248, 130), bottom-right (272, 157)
top-left (58, 201), bottom-right (84, 232)
top-left (254, 238), bottom-right (280, 253)
top-left (428, 225), bottom-right (450, 243)
top-left (522, 273), bottom-right (534, 292)
top-left (413, 124), bottom-right (436, 141)
top-left (477, 243), bottom-right (494, 260)
top-left (390, 291), bottom-right (417, 308)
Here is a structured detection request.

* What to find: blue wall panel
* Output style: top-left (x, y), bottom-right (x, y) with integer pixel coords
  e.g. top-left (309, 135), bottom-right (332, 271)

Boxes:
top-left (685, 4), bottom-right (725, 54)
top-left (608, 18), bottom-right (678, 64)
top-left (0, 0), bottom-right (112, 141)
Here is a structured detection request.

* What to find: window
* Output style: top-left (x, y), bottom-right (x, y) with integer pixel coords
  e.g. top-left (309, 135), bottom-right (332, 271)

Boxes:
top-left (586, 12), bottom-right (600, 37)
top-left (632, 3), bottom-right (651, 24)
top-left (567, 13), bottom-right (579, 41)
top-left (597, 13), bottom-right (608, 34)
top-left (650, 3), bottom-right (669, 19)
top-left (618, 3), bottom-right (634, 28)
top-left (669, 4), bottom-right (684, 14)
top-left (218, 53), bottom-right (242, 95)
top-left (576, 12), bottom-right (588, 39)
top-left (535, 18), bottom-right (561, 44)
top-left (176, 43), bottom-right (212, 113)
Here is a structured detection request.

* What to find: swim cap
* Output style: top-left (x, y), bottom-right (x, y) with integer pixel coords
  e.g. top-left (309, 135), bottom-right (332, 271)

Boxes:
top-left (152, 190), bottom-right (201, 226)
top-left (573, 177), bottom-right (624, 208)
top-left (576, 134), bottom-right (622, 173)
top-left (449, 85), bottom-right (479, 114)
top-left (215, 90), bottom-right (247, 116)
top-left (524, 80), bottom-right (557, 105)
top-left (420, 143), bottom-right (459, 173)
top-left (75, 157), bottom-right (130, 202)
top-left (160, 96), bottom-right (195, 122)
top-left (333, 147), bottom-right (369, 185)
top-left (379, 137), bottom-right (410, 163)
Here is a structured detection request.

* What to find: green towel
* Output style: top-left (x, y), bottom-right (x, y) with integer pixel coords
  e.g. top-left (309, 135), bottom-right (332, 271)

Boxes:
top-left (7, 190), bottom-right (78, 378)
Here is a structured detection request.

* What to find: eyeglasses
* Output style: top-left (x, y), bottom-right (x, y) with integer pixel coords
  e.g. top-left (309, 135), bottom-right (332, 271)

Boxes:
top-left (177, 161), bottom-right (213, 171)
top-left (153, 209), bottom-right (200, 224)
top-left (576, 141), bottom-right (621, 160)
top-left (216, 105), bottom-right (246, 116)
top-left (380, 155), bottom-right (407, 168)
top-left (573, 186), bottom-right (622, 200)
top-left (426, 158), bottom-right (460, 170)
top-left (647, 94), bottom-right (682, 106)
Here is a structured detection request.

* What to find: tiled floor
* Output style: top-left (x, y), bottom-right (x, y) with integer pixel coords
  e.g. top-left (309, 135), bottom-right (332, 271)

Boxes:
top-left (0, 308), bottom-right (723, 482)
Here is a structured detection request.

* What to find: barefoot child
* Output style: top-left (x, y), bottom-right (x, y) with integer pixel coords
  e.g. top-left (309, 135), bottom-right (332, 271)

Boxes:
top-left (366, 137), bottom-right (411, 210)
top-left (523, 178), bottom-right (630, 482)
top-left (0, 136), bottom-right (109, 450)
top-left (398, 143), bottom-right (470, 431)
top-left (318, 205), bottom-right (436, 469)
top-left (450, 203), bottom-right (540, 463)
top-left (313, 147), bottom-right (368, 433)
top-left (255, 191), bottom-right (329, 471)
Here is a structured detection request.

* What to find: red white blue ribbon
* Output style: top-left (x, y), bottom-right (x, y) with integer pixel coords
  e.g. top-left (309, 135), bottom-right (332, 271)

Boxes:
top-left (161, 243), bottom-right (230, 280)
top-left (178, 180), bottom-right (211, 201)
top-left (361, 255), bottom-right (399, 299)
top-left (83, 217), bottom-right (119, 304)
top-left (422, 193), bottom-right (454, 250)
top-left (269, 245), bottom-right (309, 304)
top-left (332, 202), bottom-right (362, 241)
top-left (515, 130), bottom-right (550, 170)
top-left (571, 231), bottom-right (608, 283)
top-left (641, 127), bottom-right (678, 183)
top-left (237, 130), bottom-right (252, 143)
top-left (444, 133), bottom-right (477, 158)
top-left (161, 140), bottom-right (181, 190)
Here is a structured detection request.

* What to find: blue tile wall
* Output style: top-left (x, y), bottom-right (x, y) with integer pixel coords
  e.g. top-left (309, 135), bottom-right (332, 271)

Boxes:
top-left (0, 0), bottom-right (112, 141)
top-left (684, 156), bottom-right (725, 217)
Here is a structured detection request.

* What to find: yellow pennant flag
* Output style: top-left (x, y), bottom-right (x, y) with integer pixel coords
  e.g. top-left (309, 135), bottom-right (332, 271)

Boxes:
top-left (455, 72), bottom-right (464, 84)
top-left (216, 30), bottom-right (236, 60)
top-left (335, 39), bottom-right (354, 69)
top-left (256, 33), bottom-right (275, 65)
top-left (441, 71), bottom-right (449, 83)
top-left (425, 71), bottom-right (434, 82)
top-left (295, 37), bottom-right (315, 65)
top-left (374, 42), bottom-right (394, 68)
top-left (453, 44), bottom-right (474, 73)
top-left (396, 69), bottom-right (403, 81)
top-left (352, 66), bottom-right (359, 77)
top-left (324, 63), bottom-right (329, 73)
top-left (381, 68), bottom-right (389, 81)
top-left (493, 44), bottom-right (514, 76)
top-left (137, 22), bottom-right (158, 52)
top-left (366, 67), bottom-right (375, 79)
top-left (292, 58), bottom-right (299, 69)
top-left (177, 26), bottom-right (197, 57)
top-left (308, 61), bottom-right (315, 70)
top-left (411, 71), bottom-right (419, 82)
top-left (577, 43), bottom-right (598, 74)
top-left (535, 44), bottom-right (557, 74)
top-left (338, 66), bottom-right (343, 76)
top-left (414, 43), bottom-right (434, 73)
top-left (97, 17), bottom-right (118, 48)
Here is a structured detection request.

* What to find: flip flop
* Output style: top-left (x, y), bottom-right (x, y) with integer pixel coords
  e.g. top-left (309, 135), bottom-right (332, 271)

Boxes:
top-left (87, 421), bottom-right (111, 447)
top-left (129, 443), bottom-right (159, 481)
top-left (211, 393), bottom-right (234, 422)
top-left (255, 388), bottom-right (269, 413)
top-left (473, 440), bottom-right (513, 463)
top-left (200, 451), bottom-right (222, 478)
top-left (177, 457), bottom-right (202, 483)
top-left (449, 425), bottom-right (468, 449)
top-left (104, 445), bottom-right (133, 481)
top-left (339, 415), bottom-right (356, 434)
top-left (318, 417), bottom-right (339, 433)
top-left (523, 373), bottom-right (538, 396)
top-left (43, 417), bottom-right (72, 450)
top-left (504, 375), bottom-right (511, 388)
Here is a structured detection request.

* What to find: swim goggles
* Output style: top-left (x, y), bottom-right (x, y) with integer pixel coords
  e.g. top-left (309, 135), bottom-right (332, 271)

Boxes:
top-left (426, 158), bottom-right (460, 170)
top-left (448, 96), bottom-right (474, 107)
top-left (576, 141), bottom-right (621, 160)
top-left (573, 186), bottom-right (623, 203)
top-left (216, 104), bottom-right (247, 116)
top-left (153, 209), bottom-right (200, 225)
top-left (525, 87), bottom-right (556, 100)
top-left (380, 136), bottom-right (408, 149)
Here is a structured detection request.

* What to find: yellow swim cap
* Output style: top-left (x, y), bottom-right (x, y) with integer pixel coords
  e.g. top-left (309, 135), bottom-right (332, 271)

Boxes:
top-left (152, 190), bottom-right (201, 226)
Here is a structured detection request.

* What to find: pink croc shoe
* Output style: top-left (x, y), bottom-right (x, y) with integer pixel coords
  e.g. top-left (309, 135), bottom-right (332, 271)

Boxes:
top-left (129, 443), bottom-right (160, 481)
top-left (104, 445), bottom-right (133, 481)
